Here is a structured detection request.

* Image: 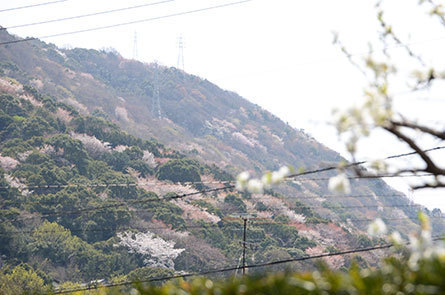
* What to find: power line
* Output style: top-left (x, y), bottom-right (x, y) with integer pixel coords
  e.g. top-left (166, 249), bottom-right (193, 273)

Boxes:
top-left (0, 183), bottom-right (435, 223)
top-left (0, 179), bottom-right (233, 190)
top-left (1, 185), bottom-right (235, 223)
top-left (0, 0), bottom-right (254, 46)
top-left (0, 145), bottom-right (442, 191)
top-left (1, 0), bottom-right (173, 31)
top-left (52, 246), bottom-right (393, 293)
top-left (251, 216), bottom-right (445, 226)
top-left (2, 198), bottom-right (440, 231)
top-left (294, 203), bottom-right (424, 211)
top-left (52, 237), bottom-right (445, 294)
top-left (0, 222), bottom-right (243, 236)
top-left (293, 172), bottom-right (436, 182)
top-left (1, 146), bottom-right (444, 222)
top-left (0, 171), bottom-right (435, 192)
top-left (293, 173), bottom-right (434, 182)
top-left (0, 192), bottom-right (409, 207)
top-left (286, 145), bottom-right (445, 179)
top-left (7, 214), bottom-right (439, 237)
top-left (0, 195), bottom-right (430, 223)
top-left (0, 0), bottom-right (67, 13)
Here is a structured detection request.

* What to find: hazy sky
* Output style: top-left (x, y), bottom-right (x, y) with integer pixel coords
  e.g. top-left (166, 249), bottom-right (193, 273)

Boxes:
top-left (2, 0), bottom-right (445, 210)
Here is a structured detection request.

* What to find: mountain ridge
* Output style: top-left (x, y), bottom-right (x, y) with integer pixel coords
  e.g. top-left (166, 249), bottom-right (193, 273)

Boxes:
top-left (0, 29), bottom-right (443, 287)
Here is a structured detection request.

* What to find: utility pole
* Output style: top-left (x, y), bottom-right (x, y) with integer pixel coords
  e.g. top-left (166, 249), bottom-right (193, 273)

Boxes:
top-left (242, 217), bottom-right (247, 275)
top-left (229, 213), bottom-right (257, 276)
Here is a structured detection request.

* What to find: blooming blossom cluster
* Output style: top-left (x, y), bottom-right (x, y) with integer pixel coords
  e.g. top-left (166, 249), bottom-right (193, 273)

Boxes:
top-left (367, 218), bottom-right (387, 236)
top-left (71, 133), bottom-right (111, 157)
top-left (328, 173), bottom-right (351, 194)
top-left (142, 150), bottom-right (156, 168)
top-left (0, 155), bottom-right (19, 171)
top-left (4, 174), bottom-right (31, 197)
top-left (117, 231), bottom-right (185, 269)
top-left (115, 106), bottom-right (130, 122)
top-left (367, 213), bottom-right (445, 270)
top-left (236, 166), bottom-right (293, 194)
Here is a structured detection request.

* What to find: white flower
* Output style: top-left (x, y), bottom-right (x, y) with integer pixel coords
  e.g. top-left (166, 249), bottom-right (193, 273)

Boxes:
top-left (142, 150), bottom-right (156, 168)
top-left (236, 171), bottom-right (250, 191)
top-left (117, 231), bottom-right (184, 269)
top-left (261, 172), bottom-right (272, 189)
top-left (237, 171), bottom-right (250, 182)
top-left (328, 173), bottom-right (351, 194)
top-left (247, 179), bottom-right (264, 194)
top-left (0, 155), bottom-right (19, 171)
top-left (370, 159), bottom-right (387, 172)
top-left (271, 171), bottom-right (284, 184)
top-left (367, 218), bottom-right (387, 237)
top-left (389, 231), bottom-right (404, 246)
top-left (270, 166), bottom-right (291, 185)
top-left (278, 166), bottom-right (291, 178)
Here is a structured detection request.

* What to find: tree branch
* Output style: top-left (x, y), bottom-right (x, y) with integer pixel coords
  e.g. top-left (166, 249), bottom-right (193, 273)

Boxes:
top-left (412, 182), bottom-right (445, 190)
top-left (383, 125), bottom-right (445, 175)
top-left (390, 120), bottom-right (445, 140)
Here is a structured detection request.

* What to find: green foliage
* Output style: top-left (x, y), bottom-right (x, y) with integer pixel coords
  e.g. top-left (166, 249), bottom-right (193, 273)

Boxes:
top-left (127, 266), bottom-right (174, 282)
top-left (294, 200), bottom-right (327, 224)
top-left (355, 234), bottom-right (373, 248)
top-left (274, 214), bottom-right (290, 224)
top-left (102, 151), bottom-right (131, 172)
top-left (0, 264), bottom-right (48, 295)
top-left (224, 194), bottom-right (246, 213)
top-left (82, 253), bottom-right (445, 295)
top-left (258, 222), bottom-right (315, 250)
top-left (73, 115), bottom-right (162, 156)
top-left (191, 200), bottom-right (224, 218)
top-left (255, 201), bottom-right (268, 211)
top-left (12, 152), bottom-right (74, 189)
top-left (156, 159), bottom-right (201, 183)
top-left (138, 192), bottom-right (186, 229)
top-left (48, 134), bottom-right (90, 173)
top-left (28, 222), bottom-right (133, 281)
top-left (128, 159), bottom-right (153, 177)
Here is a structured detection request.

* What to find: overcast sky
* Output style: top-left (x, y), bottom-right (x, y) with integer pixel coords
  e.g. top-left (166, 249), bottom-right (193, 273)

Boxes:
top-left (2, 0), bottom-right (445, 210)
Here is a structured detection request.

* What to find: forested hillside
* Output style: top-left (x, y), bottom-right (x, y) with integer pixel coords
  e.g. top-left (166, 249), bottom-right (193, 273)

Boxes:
top-left (0, 29), bottom-right (444, 292)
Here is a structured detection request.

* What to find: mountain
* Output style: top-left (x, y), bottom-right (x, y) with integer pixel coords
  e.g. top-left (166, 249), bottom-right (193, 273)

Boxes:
top-left (0, 30), bottom-right (443, 288)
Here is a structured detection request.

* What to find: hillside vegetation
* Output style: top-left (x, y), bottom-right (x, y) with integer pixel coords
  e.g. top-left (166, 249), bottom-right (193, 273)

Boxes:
top-left (0, 30), bottom-right (444, 292)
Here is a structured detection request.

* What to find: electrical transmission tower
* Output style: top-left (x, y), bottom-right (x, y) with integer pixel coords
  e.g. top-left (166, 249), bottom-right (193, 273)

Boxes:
top-left (133, 31), bottom-right (138, 60)
top-left (151, 63), bottom-right (162, 119)
top-left (177, 35), bottom-right (184, 71)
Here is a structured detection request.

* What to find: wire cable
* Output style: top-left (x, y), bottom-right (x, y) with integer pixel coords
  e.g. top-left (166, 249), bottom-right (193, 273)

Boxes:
top-left (0, 0), bottom-right (67, 13)
top-left (0, 194), bottom-right (409, 211)
top-left (1, 145), bottom-right (441, 191)
top-left (1, 185), bottom-right (235, 223)
top-left (0, 193), bottom-right (410, 207)
top-left (4, 215), bottom-right (443, 237)
top-left (0, 0), bottom-right (174, 31)
top-left (0, 172), bottom-right (434, 191)
top-left (1, 146), bottom-right (444, 222)
top-left (286, 145), bottom-right (445, 179)
top-left (0, 0), bottom-right (254, 46)
top-left (0, 222), bottom-right (245, 236)
top-left (293, 173), bottom-right (436, 182)
top-left (0, 196), bottom-right (432, 223)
